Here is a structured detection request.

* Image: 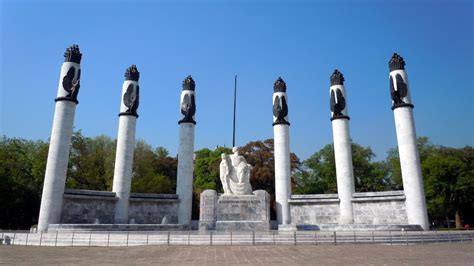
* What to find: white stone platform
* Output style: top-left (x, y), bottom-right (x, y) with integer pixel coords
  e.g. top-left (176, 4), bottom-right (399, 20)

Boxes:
top-left (199, 190), bottom-right (270, 231)
top-left (48, 224), bottom-right (189, 232)
top-left (278, 224), bottom-right (422, 231)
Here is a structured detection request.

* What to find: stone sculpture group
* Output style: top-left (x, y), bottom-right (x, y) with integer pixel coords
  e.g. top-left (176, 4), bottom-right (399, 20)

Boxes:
top-left (36, 45), bottom-right (429, 233)
top-left (219, 148), bottom-right (253, 196)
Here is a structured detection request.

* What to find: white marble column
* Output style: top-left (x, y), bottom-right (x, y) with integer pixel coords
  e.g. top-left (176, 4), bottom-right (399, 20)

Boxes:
top-left (389, 53), bottom-right (429, 230)
top-left (38, 45), bottom-right (82, 232)
top-left (176, 75), bottom-right (196, 226)
top-left (272, 77), bottom-right (291, 225)
top-left (112, 65), bottom-right (140, 224)
top-left (329, 70), bottom-right (355, 225)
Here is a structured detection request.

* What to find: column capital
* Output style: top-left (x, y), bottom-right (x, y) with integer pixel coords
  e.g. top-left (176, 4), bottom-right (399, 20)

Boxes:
top-left (389, 53), bottom-right (405, 72)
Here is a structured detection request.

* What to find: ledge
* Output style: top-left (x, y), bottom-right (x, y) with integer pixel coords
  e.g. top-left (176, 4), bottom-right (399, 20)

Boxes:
top-left (64, 189), bottom-right (116, 198)
top-left (351, 191), bottom-right (405, 202)
top-left (353, 191), bottom-right (404, 198)
top-left (130, 193), bottom-right (178, 199)
top-left (291, 194), bottom-right (339, 200)
top-left (351, 196), bottom-right (405, 202)
top-left (288, 198), bottom-right (340, 204)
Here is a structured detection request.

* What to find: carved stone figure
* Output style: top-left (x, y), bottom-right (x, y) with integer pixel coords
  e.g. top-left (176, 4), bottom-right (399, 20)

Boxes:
top-left (62, 66), bottom-right (80, 102)
top-left (330, 88), bottom-right (346, 117)
top-left (179, 75), bottom-right (196, 124)
top-left (273, 95), bottom-right (289, 125)
top-left (219, 147), bottom-right (253, 195)
top-left (180, 93), bottom-right (196, 123)
top-left (390, 74), bottom-right (407, 106)
top-left (123, 83), bottom-right (139, 116)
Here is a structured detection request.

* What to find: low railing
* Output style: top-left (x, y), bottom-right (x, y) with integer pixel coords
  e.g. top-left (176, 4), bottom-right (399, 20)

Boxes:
top-left (0, 230), bottom-right (472, 247)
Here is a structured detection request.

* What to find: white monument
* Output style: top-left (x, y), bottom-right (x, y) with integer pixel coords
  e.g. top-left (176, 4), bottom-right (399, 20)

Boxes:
top-left (199, 147), bottom-right (270, 231)
top-left (112, 65), bottom-right (140, 224)
top-left (329, 69), bottom-right (355, 225)
top-left (219, 147), bottom-right (253, 195)
top-left (389, 53), bottom-right (429, 230)
top-left (272, 77), bottom-right (292, 226)
top-left (176, 75), bottom-right (196, 226)
top-left (38, 45), bottom-right (82, 232)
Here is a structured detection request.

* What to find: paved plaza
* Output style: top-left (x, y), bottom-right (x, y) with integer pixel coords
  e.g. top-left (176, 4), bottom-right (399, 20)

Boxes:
top-left (1, 243), bottom-right (473, 265)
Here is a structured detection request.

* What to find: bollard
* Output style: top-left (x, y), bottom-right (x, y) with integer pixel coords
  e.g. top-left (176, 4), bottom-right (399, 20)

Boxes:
top-left (421, 231), bottom-right (424, 245)
top-left (209, 231), bottom-right (212, 246)
top-left (315, 231), bottom-right (318, 245)
top-left (89, 233), bottom-right (92, 247)
top-left (273, 231), bottom-right (276, 245)
top-left (460, 231), bottom-right (463, 243)
top-left (188, 231), bottom-right (190, 246)
top-left (55, 231), bottom-right (58, 247)
top-left (334, 232), bottom-right (337, 245)
top-left (372, 231), bottom-right (375, 244)
top-left (353, 231), bottom-right (356, 244)
top-left (293, 232), bottom-right (296, 245)
top-left (12, 233), bottom-right (16, 246)
top-left (167, 231), bottom-right (171, 246)
top-left (389, 231), bottom-right (392, 246)
top-left (448, 230), bottom-right (451, 243)
top-left (71, 231), bottom-right (75, 247)
top-left (405, 230), bottom-right (408, 246)
top-left (252, 231), bottom-right (255, 246)
top-left (126, 232), bottom-right (129, 247)
top-left (230, 231), bottom-right (232, 246)
top-left (435, 230), bottom-right (438, 243)
top-left (39, 231), bottom-right (43, 246)
top-left (26, 233), bottom-right (29, 246)
top-left (147, 233), bottom-right (149, 246)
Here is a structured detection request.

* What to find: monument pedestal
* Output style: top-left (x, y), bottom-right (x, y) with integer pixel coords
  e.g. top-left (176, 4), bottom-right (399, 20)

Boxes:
top-left (199, 190), bottom-right (270, 231)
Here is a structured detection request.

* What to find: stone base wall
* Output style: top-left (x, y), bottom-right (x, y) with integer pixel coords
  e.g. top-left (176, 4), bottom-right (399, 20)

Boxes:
top-left (289, 194), bottom-right (340, 224)
top-left (199, 189), bottom-right (270, 231)
top-left (60, 189), bottom-right (179, 225)
top-left (61, 189), bottom-right (117, 224)
top-left (289, 191), bottom-right (408, 225)
top-left (128, 193), bottom-right (179, 224)
top-left (352, 191), bottom-right (407, 224)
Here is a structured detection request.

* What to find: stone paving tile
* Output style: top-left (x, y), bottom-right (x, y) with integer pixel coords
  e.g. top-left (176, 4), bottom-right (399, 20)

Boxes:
top-left (0, 244), bottom-right (473, 265)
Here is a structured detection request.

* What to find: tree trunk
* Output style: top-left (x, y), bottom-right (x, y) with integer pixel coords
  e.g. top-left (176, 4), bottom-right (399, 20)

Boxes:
top-left (446, 212), bottom-right (450, 229)
top-left (455, 210), bottom-right (462, 229)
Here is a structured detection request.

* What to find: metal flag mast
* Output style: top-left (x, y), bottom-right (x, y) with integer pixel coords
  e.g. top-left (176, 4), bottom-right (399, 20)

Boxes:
top-left (232, 75), bottom-right (237, 147)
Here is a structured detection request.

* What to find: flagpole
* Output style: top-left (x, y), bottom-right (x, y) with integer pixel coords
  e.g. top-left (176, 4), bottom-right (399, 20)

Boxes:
top-left (232, 75), bottom-right (237, 147)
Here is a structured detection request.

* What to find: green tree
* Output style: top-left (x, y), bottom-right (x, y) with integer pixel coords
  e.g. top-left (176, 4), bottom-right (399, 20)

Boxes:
top-left (385, 136), bottom-right (435, 189)
top-left (297, 142), bottom-right (393, 194)
top-left (193, 146), bottom-right (232, 194)
top-left (0, 136), bottom-right (48, 229)
top-left (67, 131), bottom-right (116, 190)
top-left (131, 141), bottom-right (176, 194)
top-left (239, 139), bottom-right (301, 193)
top-left (423, 146), bottom-right (474, 229)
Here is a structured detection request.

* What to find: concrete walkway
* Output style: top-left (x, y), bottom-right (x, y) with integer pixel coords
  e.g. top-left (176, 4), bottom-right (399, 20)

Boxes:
top-left (1, 243), bottom-right (473, 265)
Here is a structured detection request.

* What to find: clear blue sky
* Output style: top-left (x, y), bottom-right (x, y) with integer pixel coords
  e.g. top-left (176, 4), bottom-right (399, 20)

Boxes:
top-left (1, 0), bottom-right (473, 161)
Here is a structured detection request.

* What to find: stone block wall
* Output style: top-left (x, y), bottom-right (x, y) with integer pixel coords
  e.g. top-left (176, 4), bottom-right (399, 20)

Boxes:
top-left (289, 194), bottom-right (340, 224)
top-left (61, 189), bottom-right (117, 224)
top-left (352, 191), bottom-right (407, 224)
top-left (128, 193), bottom-right (179, 224)
top-left (60, 189), bottom-right (179, 224)
top-left (289, 191), bottom-right (408, 225)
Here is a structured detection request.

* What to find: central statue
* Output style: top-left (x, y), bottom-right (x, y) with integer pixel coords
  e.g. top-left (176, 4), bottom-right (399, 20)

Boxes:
top-left (219, 147), bottom-right (253, 195)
